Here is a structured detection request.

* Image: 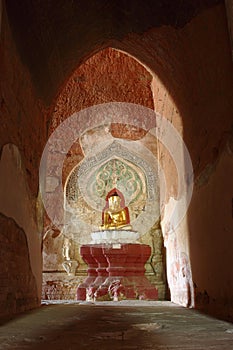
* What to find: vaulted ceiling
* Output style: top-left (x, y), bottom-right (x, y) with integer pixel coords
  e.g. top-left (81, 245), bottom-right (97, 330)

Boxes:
top-left (5, 0), bottom-right (222, 104)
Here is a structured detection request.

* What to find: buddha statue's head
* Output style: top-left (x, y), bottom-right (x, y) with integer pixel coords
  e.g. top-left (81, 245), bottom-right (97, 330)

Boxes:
top-left (108, 192), bottom-right (122, 211)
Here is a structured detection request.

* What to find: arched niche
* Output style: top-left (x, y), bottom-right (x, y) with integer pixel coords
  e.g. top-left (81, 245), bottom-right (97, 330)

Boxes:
top-left (64, 139), bottom-right (160, 241)
top-left (42, 46), bottom-right (188, 305)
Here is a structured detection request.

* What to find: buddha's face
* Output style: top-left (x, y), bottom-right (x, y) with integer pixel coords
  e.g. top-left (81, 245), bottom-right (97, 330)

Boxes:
top-left (108, 195), bottom-right (121, 211)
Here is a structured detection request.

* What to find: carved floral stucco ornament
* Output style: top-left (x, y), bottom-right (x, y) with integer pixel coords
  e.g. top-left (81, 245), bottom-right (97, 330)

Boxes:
top-left (64, 140), bottom-right (160, 243)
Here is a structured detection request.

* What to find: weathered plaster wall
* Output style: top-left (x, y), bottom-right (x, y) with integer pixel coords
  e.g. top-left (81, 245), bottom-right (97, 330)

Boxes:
top-left (0, 6), bottom-right (47, 316)
top-left (162, 213), bottom-right (194, 307)
top-left (0, 212), bottom-right (38, 317)
top-left (0, 144), bottom-right (41, 295)
top-left (189, 139), bottom-right (233, 321)
top-left (0, 4), bottom-right (47, 195)
top-left (0, 144), bottom-right (42, 316)
top-left (149, 5), bottom-right (233, 312)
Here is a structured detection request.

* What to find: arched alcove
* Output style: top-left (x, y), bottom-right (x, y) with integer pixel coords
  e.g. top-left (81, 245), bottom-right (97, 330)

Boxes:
top-left (41, 47), bottom-right (188, 304)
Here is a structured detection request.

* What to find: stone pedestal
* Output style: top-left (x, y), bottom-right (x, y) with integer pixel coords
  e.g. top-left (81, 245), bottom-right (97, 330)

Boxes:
top-left (86, 246), bottom-right (109, 300)
top-left (76, 245), bottom-right (98, 300)
top-left (77, 243), bottom-right (158, 301)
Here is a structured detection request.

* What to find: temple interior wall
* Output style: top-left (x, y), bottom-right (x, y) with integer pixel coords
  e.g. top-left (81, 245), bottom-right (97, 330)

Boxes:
top-left (0, 1), bottom-right (233, 321)
top-left (0, 7), bottom-right (47, 316)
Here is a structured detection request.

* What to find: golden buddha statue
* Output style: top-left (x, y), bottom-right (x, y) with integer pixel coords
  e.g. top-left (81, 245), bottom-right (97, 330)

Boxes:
top-left (100, 190), bottom-right (132, 230)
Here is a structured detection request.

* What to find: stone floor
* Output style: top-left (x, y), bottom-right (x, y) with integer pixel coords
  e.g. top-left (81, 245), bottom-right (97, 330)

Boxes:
top-left (0, 301), bottom-right (233, 349)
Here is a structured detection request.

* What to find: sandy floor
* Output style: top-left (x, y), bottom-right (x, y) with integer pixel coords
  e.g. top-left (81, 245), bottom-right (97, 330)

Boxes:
top-left (0, 301), bottom-right (233, 349)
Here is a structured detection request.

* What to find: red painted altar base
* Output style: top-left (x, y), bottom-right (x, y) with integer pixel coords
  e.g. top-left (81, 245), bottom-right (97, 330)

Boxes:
top-left (77, 243), bottom-right (158, 301)
top-left (76, 245), bottom-right (98, 300)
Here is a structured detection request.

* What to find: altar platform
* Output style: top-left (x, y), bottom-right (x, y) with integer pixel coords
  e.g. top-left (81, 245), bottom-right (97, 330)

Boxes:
top-left (77, 242), bottom-right (158, 301)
